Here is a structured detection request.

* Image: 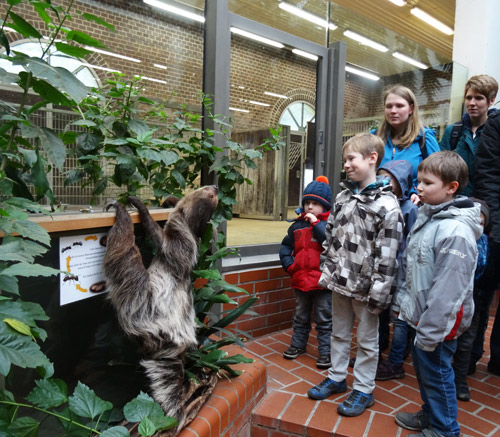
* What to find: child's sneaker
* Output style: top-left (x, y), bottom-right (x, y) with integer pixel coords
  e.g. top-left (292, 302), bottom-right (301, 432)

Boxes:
top-left (395, 410), bottom-right (430, 431)
top-left (307, 377), bottom-right (347, 400)
top-left (375, 359), bottom-right (405, 380)
top-left (283, 346), bottom-right (306, 360)
top-left (316, 355), bottom-right (331, 369)
top-left (455, 378), bottom-right (470, 402)
top-left (337, 389), bottom-right (374, 416)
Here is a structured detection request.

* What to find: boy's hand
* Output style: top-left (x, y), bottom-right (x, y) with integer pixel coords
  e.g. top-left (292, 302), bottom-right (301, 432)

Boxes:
top-left (410, 193), bottom-right (421, 205)
top-left (304, 212), bottom-right (319, 223)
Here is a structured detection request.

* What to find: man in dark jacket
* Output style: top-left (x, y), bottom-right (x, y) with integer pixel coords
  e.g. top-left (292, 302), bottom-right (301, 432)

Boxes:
top-left (473, 110), bottom-right (500, 376)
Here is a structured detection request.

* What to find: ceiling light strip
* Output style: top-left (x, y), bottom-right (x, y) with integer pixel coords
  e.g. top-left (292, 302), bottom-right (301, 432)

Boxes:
top-left (84, 46), bottom-right (141, 63)
top-left (264, 91), bottom-right (288, 99)
top-left (143, 0), bottom-right (205, 23)
top-left (392, 51), bottom-right (428, 69)
top-left (230, 27), bottom-right (284, 49)
top-left (153, 63), bottom-right (168, 69)
top-left (81, 63), bottom-right (121, 73)
top-left (345, 65), bottom-right (379, 81)
top-left (410, 7), bottom-right (453, 35)
top-left (135, 75), bottom-right (167, 84)
top-left (292, 48), bottom-right (318, 61)
top-left (279, 2), bottom-right (337, 30)
top-left (387, 0), bottom-right (407, 6)
top-left (344, 30), bottom-right (389, 53)
top-left (248, 100), bottom-right (270, 107)
top-left (229, 107), bottom-right (250, 113)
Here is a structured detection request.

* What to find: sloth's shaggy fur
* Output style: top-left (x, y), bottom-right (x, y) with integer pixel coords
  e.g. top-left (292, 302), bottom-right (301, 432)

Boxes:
top-left (103, 186), bottom-right (218, 431)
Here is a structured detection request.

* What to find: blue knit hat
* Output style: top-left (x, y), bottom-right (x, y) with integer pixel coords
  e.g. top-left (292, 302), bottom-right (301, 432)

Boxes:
top-left (302, 176), bottom-right (332, 211)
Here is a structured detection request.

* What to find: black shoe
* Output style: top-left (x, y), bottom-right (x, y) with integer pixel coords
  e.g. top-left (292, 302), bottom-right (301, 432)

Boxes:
top-left (395, 410), bottom-right (430, 431)
top-left (316, 355), bottom-right (331, 369)
top-left (487, 360), bottom-right (500, 376)
top-left (456, 379), bottom-right (471, 402)
top-left (375, 359), bottom-right (405, 381)
top-left (283, 346), bottom-right (306, 360)
top-left (467, 361), bottom-right (476, 375)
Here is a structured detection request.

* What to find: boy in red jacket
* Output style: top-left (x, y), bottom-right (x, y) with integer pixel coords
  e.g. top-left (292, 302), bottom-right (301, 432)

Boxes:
top-left (279, 176), bottom-right (332, 369)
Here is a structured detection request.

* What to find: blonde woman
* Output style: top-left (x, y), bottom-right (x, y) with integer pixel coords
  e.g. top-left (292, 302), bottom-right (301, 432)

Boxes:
top-left (373, 85), bottom-right (440, 204)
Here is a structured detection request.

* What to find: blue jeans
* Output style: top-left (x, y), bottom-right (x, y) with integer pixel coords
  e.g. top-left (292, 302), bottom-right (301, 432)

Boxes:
top-left (412, 340), bottom-right (460, 437)
top-left (388, 316), bottom-right (409, 366)
top-left (291, 289), bottom-right (332, 356)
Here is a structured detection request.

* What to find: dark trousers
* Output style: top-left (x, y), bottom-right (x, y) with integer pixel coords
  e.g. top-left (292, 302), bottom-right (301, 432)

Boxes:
top-left (291, 289), bottom-right (332, 356)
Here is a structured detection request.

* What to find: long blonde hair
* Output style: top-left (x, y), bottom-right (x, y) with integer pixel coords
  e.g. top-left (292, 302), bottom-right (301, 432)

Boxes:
top-left (376, 85), bottom-right (424, 149)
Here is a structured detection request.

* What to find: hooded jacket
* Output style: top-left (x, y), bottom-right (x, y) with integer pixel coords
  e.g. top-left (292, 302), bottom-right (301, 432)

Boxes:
top-left (378, 160), bottom-right (419, 311)
top-left (373, 127), bottom-right (440, 194)
top-left (475, 111), bottom-right (500, 245)
top-left (318, 177), bottom-right (403, 314)
top-left (279, 209), bottom-right (329, 292)
top-left (399, 197), bottom-right (482, 352)
top-left (440, 108), bottom-right (499, 196)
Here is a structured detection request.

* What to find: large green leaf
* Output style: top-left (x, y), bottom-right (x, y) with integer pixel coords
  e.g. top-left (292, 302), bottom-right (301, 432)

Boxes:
top-left (160, 150), bottom-right (179, 166)
top-left (54, 42), bottom-right (93, 58)
top-left (31, 77), bottom-right (72, 106)
top-left (68, 382), bottom-right (112, 419)
top-left (0, 300), bottom-right (48, 326)
top-left (100, 427), bottom-right (130, 437)
top-left (9, 12), bottom-right (42, 39)
top-left (13, 57), bottom-right (89, 102)
top-left (32, 2), bottom-right (51, 25)
top-left (12, 220), bottom-right (50, 245)
top-left (193, 269), bottom-right (221, 280)
top-left (3, 197), bottom-right (49, 214)
top-left (6, 416), bottom-right (39, 437)
top-left (66, 30), bottom-right (106, 48)
top-left (80, 13), bottom-right (115, 31)
top-left (26, 379), bottom-right (68, 409)
top-left (0, 29), bottom-right (10, 55)
top-left (123, 392), bottom-right (164, 422)
top-left (1, 262), bottom-right (59, 278)
top-left (0, 241), bottom-right (34, 263)
top-left (0, 322), bottom-right (49, 375)
top-left (39, 127), bottom-right (66, 171)
top-left (0, 275), bottom-right (19, 294)
top-left (212, 296), bottom-right (258, 329)
top-left (76, 132), bottom-right (100, 151)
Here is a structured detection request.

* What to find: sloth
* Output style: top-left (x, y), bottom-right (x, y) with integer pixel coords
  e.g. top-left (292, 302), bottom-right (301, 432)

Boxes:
top-left (103, 185), bottom-right (218, 431)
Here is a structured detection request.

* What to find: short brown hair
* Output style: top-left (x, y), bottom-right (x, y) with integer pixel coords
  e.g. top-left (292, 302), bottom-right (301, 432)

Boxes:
top-left (418, 151), bottom-right (468, 195)
top-left (343, 133), bottom-right (385, 167)
top-left (464, 75), bottom-right (498, 100)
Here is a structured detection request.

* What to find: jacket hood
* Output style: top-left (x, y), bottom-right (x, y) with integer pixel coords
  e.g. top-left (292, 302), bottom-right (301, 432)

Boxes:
top-left (462, 107), bottom-right (499, 128)
top-left (341, 175), bottom-right (392, 195)
top-left (378, 160), bottom-right (413, 201)
top-left (419, 196), bottom-right (483, 240)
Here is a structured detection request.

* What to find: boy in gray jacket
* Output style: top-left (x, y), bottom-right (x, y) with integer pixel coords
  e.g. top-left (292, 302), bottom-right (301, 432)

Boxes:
top-left (395, 151), bottom-right (482, 437)
top-left (307, 133), bottom-right (403, 417)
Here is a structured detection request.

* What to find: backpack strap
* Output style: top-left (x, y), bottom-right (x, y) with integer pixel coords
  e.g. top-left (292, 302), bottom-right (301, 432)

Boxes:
top-left (449, 121), bottom-right (463, 151)
top-left (418, 131), bottom-right (427, 160)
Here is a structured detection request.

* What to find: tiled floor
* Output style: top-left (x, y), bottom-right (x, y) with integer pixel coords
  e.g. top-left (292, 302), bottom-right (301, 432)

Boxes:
top-left (246, 320), bottom-right (500, 437)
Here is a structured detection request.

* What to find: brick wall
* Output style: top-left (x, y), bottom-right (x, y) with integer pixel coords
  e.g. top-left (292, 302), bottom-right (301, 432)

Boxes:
top-left (1, 0), bottom-right (452, 131)
top-left (223, 267), bottom-right (294, 339)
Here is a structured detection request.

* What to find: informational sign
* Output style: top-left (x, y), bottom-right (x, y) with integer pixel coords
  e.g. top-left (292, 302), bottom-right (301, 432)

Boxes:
top-left (59, 232), bottom-right (108, 306)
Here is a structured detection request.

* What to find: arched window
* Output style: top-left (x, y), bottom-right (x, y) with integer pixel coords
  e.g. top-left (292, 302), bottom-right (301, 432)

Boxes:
top-left (0, 40), bottom-right (99, 88)
top-left (279, 101), bottom-right (315, 133)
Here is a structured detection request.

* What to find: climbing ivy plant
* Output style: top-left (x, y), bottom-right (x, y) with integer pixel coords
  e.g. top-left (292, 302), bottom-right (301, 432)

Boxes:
top-left (0, 1), bottom-right (284, 435)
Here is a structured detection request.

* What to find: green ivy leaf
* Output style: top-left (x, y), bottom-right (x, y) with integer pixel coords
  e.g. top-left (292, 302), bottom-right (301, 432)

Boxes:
top-left (138, 417), bottom-right (156, 436)
top-left (76, 132), bottom-right (101, 151)
top-left (12, 220), bottom-right (50, 245)
top-left (80, 13), bottom-right (115, 31)
top-left (100, 426), bottom-right (130, 437)
top-left (123, 392), bottom-right (164, 422)
top-left (68, 382), bottom-right (112, 419)
top-left (0, 275), bottom-right (19, 294)
top-left (26, 378), bottom-right (68, 409)
top-left (0, 322), bottom-right (49, 376)
top-left (39, 127), bottom-right (66, 171)
top-left (6, 416), bottom-right (40, 437)
top-left (55, 42), bottom-right (93, 58)
top-left (1, 262), bottom-right (59, 278)
top-left (9, 12), bottom-right (42, 39)
top-left (193, 269), bottom-right (221, 280)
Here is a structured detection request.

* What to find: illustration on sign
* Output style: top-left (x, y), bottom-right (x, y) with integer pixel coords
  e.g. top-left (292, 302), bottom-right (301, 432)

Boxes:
top-left (59, 232), bottom-right (108, 305)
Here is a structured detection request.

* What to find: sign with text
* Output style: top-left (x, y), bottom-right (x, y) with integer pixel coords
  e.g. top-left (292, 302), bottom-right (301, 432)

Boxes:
top-left (59, 232), bottom-right (108, 305)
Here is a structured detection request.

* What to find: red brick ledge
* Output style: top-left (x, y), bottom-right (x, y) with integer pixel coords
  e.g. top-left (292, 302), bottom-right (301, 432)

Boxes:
top-left (178, 346), bottom-right (266, 437)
